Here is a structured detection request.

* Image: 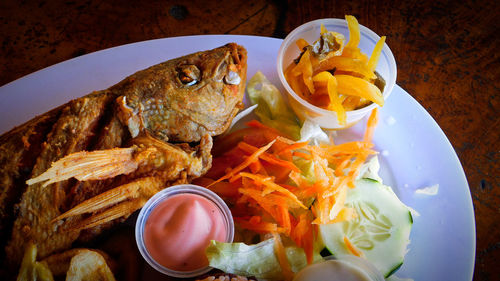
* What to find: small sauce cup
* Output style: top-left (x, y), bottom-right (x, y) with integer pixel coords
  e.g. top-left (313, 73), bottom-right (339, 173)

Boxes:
top-left (135, 184), bottom-right (234, 278)
top-left (277, 18), bottom-right (397, 129)
top-left (293, 255), bottom-right (385, 281)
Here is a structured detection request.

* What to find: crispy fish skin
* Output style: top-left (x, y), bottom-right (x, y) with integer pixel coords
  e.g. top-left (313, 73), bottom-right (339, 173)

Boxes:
top-left (1, 43), bottom-right (247, 271)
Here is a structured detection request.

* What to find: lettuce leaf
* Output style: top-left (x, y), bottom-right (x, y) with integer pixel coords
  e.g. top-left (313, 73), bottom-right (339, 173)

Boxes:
top-left (247, 71), bottom-right (301, 140)
top-left (206, 239), bottom-right (308, 280)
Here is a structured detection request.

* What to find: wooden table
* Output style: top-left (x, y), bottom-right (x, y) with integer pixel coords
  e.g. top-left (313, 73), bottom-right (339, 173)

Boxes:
top-left (0, 0), bottom-right (497, 280)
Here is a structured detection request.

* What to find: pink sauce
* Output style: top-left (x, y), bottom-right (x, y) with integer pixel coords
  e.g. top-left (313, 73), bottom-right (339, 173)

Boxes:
top-left (144, 193), bottom-right (227, 272)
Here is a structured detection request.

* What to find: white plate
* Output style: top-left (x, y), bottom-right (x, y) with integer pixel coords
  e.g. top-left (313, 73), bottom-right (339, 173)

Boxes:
top-left (0, 35), bottom-right (475, 281)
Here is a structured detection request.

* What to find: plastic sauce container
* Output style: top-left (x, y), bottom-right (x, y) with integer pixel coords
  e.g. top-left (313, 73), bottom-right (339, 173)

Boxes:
top-left (277, 18), bottom-right (397, 129)
top-left (135, 184), bottom-right (234, 278)
top-left (293, 255), bottom-right (385, 281)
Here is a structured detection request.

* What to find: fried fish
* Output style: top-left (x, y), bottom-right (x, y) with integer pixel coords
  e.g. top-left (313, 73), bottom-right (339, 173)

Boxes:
top-left (0, 43), bottom-right (247, 274)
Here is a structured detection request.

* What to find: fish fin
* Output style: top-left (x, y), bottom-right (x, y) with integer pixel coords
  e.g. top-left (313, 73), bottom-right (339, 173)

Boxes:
top-left (69, 199), bottom-right (146, 231)
top-left (54, 177), bottom-right (161, 221)
top-left (26, 147), bottom-right (138, 187)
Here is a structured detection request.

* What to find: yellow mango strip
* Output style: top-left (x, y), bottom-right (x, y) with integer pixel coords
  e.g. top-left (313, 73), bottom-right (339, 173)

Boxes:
top-left (342, 47), bottom-right (369, 63)
top-left (291, 50), bottom-right (315, 94)
top-left (295, 38), bottom-right (309, 50)
top-left (342, 15), bottom-right (368, 62)
top-left (345, 15), bottom-right (360, 49)
top-left (320, 23), bottom-right (328, 34)
top-left (316, 56), bottom-right (376, 80)
top-left (326, 74), bottom-right (346, 124)
top-left (286, 69), bottom-right (306, 98)
top-left (335, 75), bottom-right (384, 106)
top-left (367, 36), bottom-right (386, 73)
top-left (312, 71), bottom-right (346, 124)
top-left (342, 96), bottom-right (364, 111)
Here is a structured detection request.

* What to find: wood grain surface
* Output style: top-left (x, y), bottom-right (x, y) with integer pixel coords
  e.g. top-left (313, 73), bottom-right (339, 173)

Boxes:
top-left (0, 0), bottom-right (498, 280)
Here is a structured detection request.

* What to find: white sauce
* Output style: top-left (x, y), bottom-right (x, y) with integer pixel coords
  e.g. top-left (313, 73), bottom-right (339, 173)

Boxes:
top-left (293, 260), bottom-right (374, 281)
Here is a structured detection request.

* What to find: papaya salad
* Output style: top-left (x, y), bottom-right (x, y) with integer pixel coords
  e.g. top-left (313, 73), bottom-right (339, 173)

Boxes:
top-left (192, 16), bottom-right (412, 281)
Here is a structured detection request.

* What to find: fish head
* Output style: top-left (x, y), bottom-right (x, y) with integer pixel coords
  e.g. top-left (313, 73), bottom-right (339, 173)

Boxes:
top-left (114, 43), bottom-right (247, 143)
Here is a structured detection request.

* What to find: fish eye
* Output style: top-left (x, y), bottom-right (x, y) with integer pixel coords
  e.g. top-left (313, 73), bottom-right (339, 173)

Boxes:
top-left (224, 70), bottom-right (241, 85)
top-left (177, 64), bottom-right (201, 86)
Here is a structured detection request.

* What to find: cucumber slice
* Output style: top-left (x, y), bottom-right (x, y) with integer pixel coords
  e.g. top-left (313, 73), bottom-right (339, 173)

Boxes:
top-left (319, 179), bottom-right (412, 277)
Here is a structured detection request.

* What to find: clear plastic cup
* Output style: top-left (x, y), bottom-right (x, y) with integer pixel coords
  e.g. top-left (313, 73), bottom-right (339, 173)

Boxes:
top-left (293, 255), bottom-right (385, 281)
top-left (277, 18), bottom-right (397, 129)
top-left (135, 184), bottom-right (234, 278)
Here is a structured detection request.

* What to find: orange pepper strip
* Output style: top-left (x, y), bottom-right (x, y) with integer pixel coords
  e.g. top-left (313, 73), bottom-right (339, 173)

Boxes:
top-left (208, 139), bottom-right (276, 188)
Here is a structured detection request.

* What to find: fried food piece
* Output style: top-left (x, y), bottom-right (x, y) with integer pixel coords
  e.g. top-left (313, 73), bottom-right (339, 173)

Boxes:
top-left (65, 250), bottom-right (116, 281)
top-left (42, 248), bottom-right (116, 277)
top-left (16, 243), bottom-right (54, 281)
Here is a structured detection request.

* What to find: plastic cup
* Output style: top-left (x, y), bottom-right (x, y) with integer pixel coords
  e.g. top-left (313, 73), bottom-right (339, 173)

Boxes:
top-left (293, 255), bottom-right (385, 281)
top-left (277, 18), bottom-right (397, 129)
top-left (135, 184), bottom-right (234, 278)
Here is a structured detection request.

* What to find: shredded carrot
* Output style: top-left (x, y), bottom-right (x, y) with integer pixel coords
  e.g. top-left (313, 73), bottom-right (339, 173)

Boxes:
top-left (237, 142), bottom-right (300, 173)
top-left (293, 151), bottom-right (312, 160)
top-left (246, 120), bottom-right (283, 136)
top-left (208, 139), bottom-right (276, 188)
top-left (291, 213), bottom-right (314, 264)
top-left (344, 236), bottom-right (365, 257)
top-left (236, 217), bottom-right (285, 233)
top-left (240, 172), bottom-right (307, 209)
top-left (249, 159), bottom-right (263, 174)
top-left (272, 233), bottom-right (294, 281)
top-left (364, 107), bottom-right (379, 142)
top-left (276, 140), bottom-right (309, 155)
